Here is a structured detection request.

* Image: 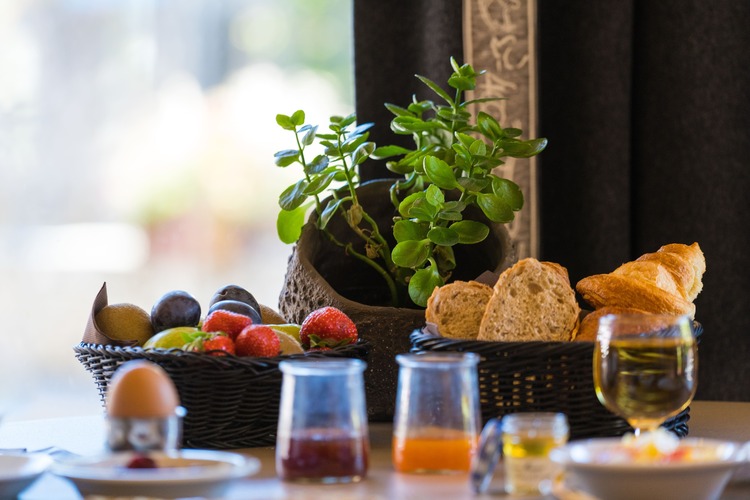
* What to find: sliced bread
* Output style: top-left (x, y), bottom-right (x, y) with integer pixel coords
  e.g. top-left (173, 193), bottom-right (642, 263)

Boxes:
top-left (425, 280), bottom-right (493, 340)
top-left (478, 258), bottom-right (580, 342)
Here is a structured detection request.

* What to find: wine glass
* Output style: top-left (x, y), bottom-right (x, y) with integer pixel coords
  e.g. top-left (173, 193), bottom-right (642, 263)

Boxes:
top-left (593, 312), bottom-right (697, 437)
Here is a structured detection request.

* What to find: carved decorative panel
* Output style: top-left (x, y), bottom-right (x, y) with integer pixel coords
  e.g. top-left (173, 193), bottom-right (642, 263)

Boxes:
top-left (463, 0), bottom-right (539, 258)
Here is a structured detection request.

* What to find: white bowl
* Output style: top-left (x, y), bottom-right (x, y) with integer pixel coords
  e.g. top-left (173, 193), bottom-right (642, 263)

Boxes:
top-left (0, 453), bottom-right (53, 498)
top-left (550, 438), bottom-right (748, 500)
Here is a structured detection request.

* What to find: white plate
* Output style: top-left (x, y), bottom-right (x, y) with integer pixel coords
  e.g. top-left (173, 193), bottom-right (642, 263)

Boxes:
top-left (51, 449), bottom-right (260, 498)
top-left (0, 453), bottom-right (53, 498)
top-left (550, 438), bottom-right (748, 500)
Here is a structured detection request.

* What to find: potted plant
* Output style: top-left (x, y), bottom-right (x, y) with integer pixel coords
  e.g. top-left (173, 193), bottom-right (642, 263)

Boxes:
top-left (274, 58), bottom-right (547, 419)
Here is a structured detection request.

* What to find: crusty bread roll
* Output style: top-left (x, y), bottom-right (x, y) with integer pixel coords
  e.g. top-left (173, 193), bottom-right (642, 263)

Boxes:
top-left (425, 281), bottom-right (493, 340)
top-left (478, 258), bottom-right (581, 342)
top-left (574, 306), bottom-right (650, 342)
top-left (576, 242), bottom-right (705, 318)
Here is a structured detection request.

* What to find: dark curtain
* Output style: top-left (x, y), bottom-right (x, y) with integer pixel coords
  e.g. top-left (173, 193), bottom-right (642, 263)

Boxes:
top-left (354, 0), bottom-right (750, 401)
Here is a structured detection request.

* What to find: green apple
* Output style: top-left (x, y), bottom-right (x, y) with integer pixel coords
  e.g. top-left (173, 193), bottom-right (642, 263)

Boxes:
top-left (143, 326), bottom-right (202, 350)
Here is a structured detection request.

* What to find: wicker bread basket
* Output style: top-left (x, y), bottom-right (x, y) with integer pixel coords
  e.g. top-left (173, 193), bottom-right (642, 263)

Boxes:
top-left (74, 340), bottom-right (369, 449)
top-left (410, 322), bottom-right (702, 440)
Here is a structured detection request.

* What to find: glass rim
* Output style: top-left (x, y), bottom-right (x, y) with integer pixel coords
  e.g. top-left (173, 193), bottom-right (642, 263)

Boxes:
top-left (395, 351), bottom-right (479, 369)
top-left (501, 411), bottom-right (568, 424)
top-left (279, 358), bottom-right (367, 375)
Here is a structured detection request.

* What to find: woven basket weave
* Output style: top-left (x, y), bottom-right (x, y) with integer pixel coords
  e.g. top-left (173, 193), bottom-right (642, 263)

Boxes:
top-left (410, 324), bottom-right (702, 440)
top-left (74, 340), bottom-right (369, 449)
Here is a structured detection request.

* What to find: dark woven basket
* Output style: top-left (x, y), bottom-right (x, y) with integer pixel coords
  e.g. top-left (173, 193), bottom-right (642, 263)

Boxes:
top-left (74, 340), bottom-right (369, 449)
top-left (410, 323), bottom-right (702, 440)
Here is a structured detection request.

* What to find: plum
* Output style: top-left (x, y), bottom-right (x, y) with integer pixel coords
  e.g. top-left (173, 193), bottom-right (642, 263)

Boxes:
top-left (151, 290), bottom-right (201, 333)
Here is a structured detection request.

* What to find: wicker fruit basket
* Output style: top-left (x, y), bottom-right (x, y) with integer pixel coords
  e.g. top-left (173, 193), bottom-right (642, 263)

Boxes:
top-left (74, 340), bottom-right (369, 449)
top-left (409, 323), bottom-right (702, 440)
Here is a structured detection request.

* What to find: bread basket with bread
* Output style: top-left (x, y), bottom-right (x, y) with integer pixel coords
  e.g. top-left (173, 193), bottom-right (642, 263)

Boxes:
top-left (411, 242), bottom-right (705, 439)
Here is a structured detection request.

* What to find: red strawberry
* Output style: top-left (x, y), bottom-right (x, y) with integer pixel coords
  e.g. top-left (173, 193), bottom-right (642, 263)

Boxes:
top-left (203, 334), bottom-right (235, 356)
top-left (126, 454), bottom-right (157, 469)
top-left (235, 324), bottom-right (280, 357)
top-left (299, 306), bottom-right (358, 349)
top-left (202, 309), bottom-right (253, 341)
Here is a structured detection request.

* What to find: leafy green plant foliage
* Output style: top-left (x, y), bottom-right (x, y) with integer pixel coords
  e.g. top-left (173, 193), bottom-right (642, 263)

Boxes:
top-left (274, 58), bottom-right (547, 308)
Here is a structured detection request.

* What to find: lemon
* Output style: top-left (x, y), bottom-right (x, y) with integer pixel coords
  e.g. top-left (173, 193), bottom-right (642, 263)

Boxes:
top-left (273, 330), bottom-right (304, 355)
top-left (269, 323), bottom-right (302, 342)
top-left (143, 326), bottom-right (202, 350)
top-left (259, 304), bottom-right (287, 324)
top-left (95, 303), bottom-right (154, 346)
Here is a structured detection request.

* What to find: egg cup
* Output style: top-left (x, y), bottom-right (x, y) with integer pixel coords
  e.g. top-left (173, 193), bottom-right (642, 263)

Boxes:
top-left (106, 406), bottom-right (186, 452)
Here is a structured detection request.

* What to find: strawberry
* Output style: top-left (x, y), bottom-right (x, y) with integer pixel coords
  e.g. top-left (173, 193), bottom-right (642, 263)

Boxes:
top-left (235, 324), bottom-right (280, 357)
top-left (202, 334), bottom-right (235, 356)
top-left (299, 306), bottom-right (358, 349)
top-left (202, 309), bottom-right (253, 341)
top-left (126, 454), bottom-right (157, 469)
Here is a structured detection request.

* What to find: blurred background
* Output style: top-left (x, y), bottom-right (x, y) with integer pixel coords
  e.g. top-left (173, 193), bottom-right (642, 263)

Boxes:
top-left (0, 0), bottom-right (353, 421)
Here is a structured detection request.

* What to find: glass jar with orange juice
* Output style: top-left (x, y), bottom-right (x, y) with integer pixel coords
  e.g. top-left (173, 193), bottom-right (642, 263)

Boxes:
top-left (392, 352), bottom-right (480, 474)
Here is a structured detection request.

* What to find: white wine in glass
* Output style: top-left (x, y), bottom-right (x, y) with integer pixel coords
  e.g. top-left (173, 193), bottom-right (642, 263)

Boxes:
top-left (593, 313), bottom-right (697, 436)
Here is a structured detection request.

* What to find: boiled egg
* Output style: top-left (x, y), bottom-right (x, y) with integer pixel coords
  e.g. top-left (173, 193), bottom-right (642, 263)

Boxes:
top-left (106, 360), bottom-right (180, 418)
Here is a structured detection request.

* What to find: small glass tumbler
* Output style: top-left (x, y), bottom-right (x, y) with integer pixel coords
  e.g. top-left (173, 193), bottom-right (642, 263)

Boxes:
top-left (392, 352), bottom-right (480, 474)
top-left (500, 412), bottom-right (569, 495)
top-left (276, 358), bottom-right (369, 483)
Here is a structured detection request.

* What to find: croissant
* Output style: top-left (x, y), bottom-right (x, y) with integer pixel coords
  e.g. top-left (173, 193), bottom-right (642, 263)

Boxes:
top-left (575, 242), bottom-right (705, 318)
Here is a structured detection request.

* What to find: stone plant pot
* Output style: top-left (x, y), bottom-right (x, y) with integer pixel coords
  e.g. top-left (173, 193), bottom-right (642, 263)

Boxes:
top-left (278, 179), bottom-right (516, 421)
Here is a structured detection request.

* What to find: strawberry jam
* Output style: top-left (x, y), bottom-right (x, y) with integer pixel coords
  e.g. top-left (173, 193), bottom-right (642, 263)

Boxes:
top-left (277, 429), bottom-right (369, 483)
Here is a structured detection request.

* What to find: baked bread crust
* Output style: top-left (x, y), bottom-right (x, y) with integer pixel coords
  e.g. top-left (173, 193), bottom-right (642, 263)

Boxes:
top-left (425, 280), bottom-right (493, 340)
top-left (576, 242), bottom-right (705, 318)
top-left (478, 258), bottom-right (581, 342)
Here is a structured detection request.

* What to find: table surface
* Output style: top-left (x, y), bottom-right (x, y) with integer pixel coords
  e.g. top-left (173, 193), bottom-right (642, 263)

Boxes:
top-left (2, 400), bottom-right (750, 499)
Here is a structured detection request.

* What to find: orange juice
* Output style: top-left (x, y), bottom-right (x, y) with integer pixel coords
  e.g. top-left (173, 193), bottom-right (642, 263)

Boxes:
top-left (392, 427), bottom-right (477, 473)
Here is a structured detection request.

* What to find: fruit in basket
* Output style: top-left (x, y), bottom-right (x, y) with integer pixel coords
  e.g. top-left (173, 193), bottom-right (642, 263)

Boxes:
top-left (299, 306), bottom-right (358, 349)
top-left (270, 323), bottom-right (302, 342)
top-left (143, 326), bottom-right (202, 349)
top-left (150, 290), bottom-right (202, 333)
top-left (201, 333), bottom-right (236, 356)
top-left (235, 324), bottom-right (281, 357)
top-left (202, 309), bottom-right (253, 341)
top-left (207, 300), bottom-right (262, 325)
top-left (95, 303), bottom-right (155, 346)
top-left (273, 329), bottom-right (304, 355)
top-left (209, 285), bottom-right (261, 315)
top-left (259, 304), bottom-right (286, 324)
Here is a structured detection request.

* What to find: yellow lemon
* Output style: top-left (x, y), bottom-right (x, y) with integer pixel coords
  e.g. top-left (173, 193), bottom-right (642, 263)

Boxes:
top-left (143, 327), bottom-right (202, 350)
top-left (270, 323), bottom-right (302, 342)
top-left (273, 330), bottom-right (304, 355)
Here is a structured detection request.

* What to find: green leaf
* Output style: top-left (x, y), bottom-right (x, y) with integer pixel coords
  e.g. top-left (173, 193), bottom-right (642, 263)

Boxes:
top-left (339, 113), bottom-right (357, 127)
top-left (416, 74), bottom-right (454, 106)
top-left (477, 192), bottom-right (514, 223)
top-left (290, 110), bottom-right (305, 126)
top-left (434, 245), bottom-right (456, 271)
top-left (393, 116), bottom-right (445, 133)
top-left (407, 100), bottom-right (433, 115)
top-left (371, 145), bottom-right (411, 160)
top-left (392, 240), bottom-right (430, 268)
top-left (424, 156), bottom-right (458, 189)
top-left (457, 177), bottom-right (490, 192)
top-left (353, 142), bottom-right (375, 165)
top-left (450, 220), bottom-right (490, 244)
top-left (408, 267), bottom-right (443, 307)
top-left (491, 176), bottom-right (524, 211)
top-left (303, 171), bottom-right (336, 196)
top-left (352, 122), bottom-right (374, 135)
top-left (477, 112), bottom-right (503, 140)
top-left (341, 132), bottom-right (368, 154)
top-left (437, 209), bottom-right (462, 221)
top-left (428, 226), bottom-right (459, 246)
top-left (276, 203), bottom-right (309, 244)
top-left (448, 74), bottom-right (475, 91)
top-left (424, 184), bottom-right (444, 206)
top-left (469, 139), bottom-right (487, 156)
top-left (393, 220), bottom-right (428, 242)
top-left (274, 149), bottom-right (299, 167)
top-left (306, 154), bottom-right (329, 175)
top-left (384, 103), bottom-right (413, 117)
top-left (299, 125), bottom-right (318, 146)
top-left (407, 197), bottom-right (439, 221)
top-left (501, 138), bottom-right (548, 158)
top-left (463, 97), bottom-right (504, 106)
top-left (320, 197), bottom-right (346, 229)
top-left (279, 179), bottom-right (309, 210)
top-left (455, 132), bottom-right (475, 149)
top-left (276, 114), bottom-right (295, 131)
top-left (398, 191), bottom-right (424, 218)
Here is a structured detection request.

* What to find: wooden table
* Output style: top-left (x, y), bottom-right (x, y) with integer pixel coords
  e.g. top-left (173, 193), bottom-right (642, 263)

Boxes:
top-left (2, 401), bottom-right (750, 499)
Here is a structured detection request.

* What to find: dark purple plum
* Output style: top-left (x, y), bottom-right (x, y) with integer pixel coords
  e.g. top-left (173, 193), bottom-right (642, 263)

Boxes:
top-left (209, 285), bottom-right (260, 313)
top-left (150, 290), bottom-right (201, 333)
